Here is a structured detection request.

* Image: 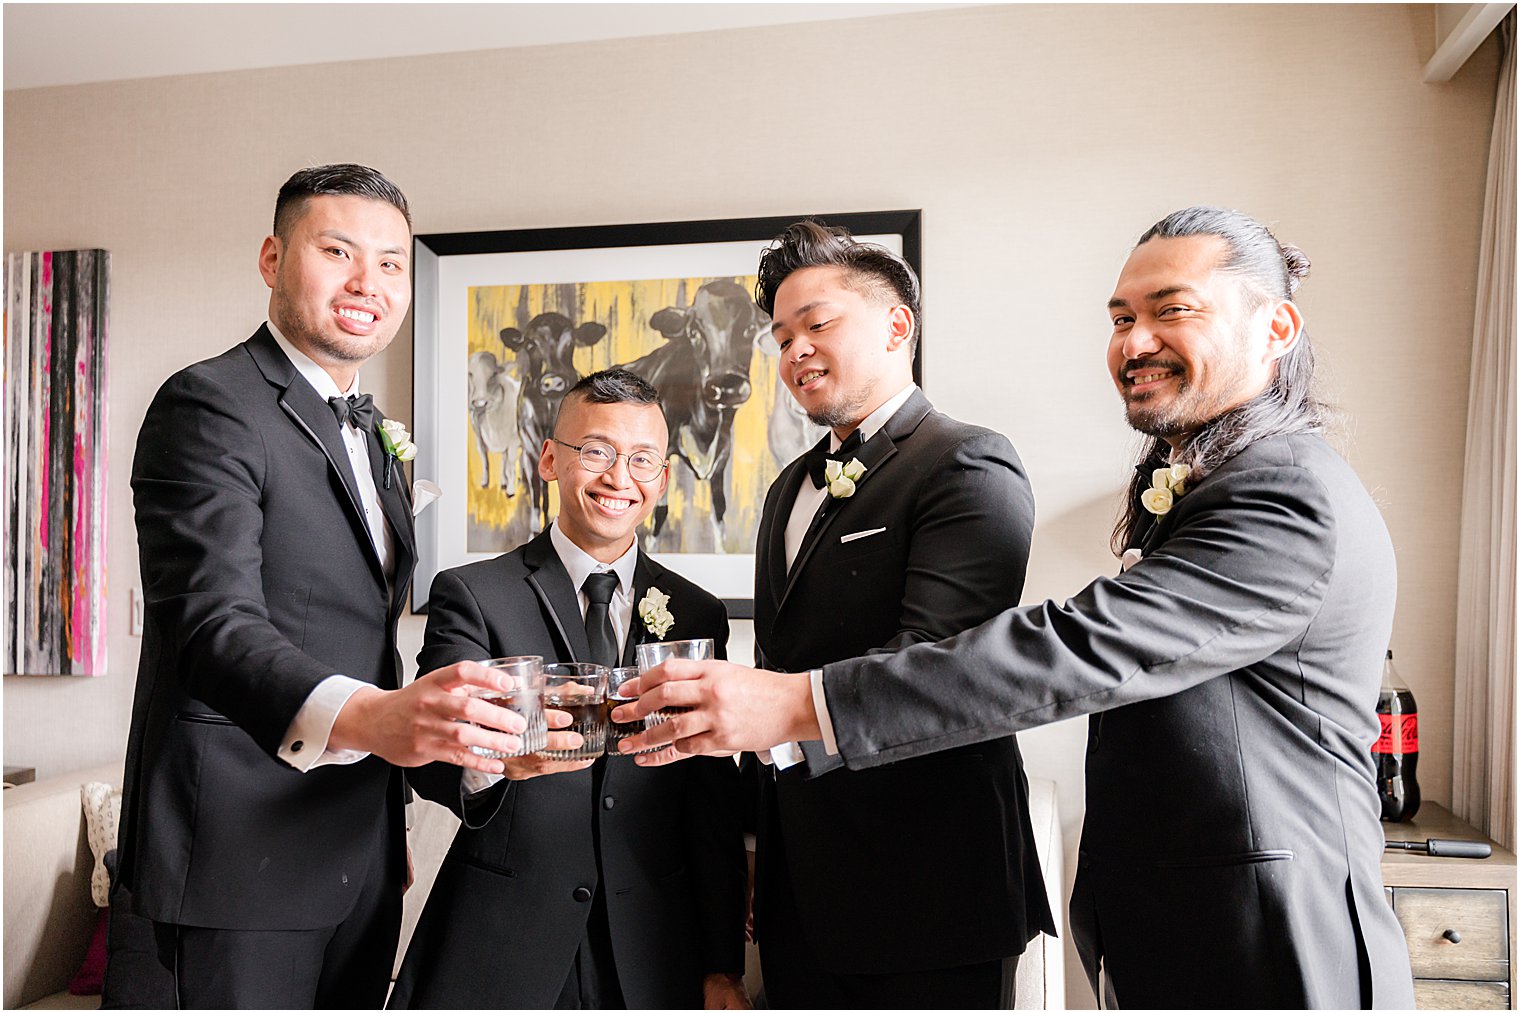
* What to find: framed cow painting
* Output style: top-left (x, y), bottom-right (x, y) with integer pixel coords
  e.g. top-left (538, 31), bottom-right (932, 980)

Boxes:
top-left (411, 211), bottom-right (922, 616)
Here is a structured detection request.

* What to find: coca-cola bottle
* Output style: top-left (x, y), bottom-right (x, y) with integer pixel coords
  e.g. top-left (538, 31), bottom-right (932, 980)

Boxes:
top-left (1373, 650), bottom-right (1420, 822)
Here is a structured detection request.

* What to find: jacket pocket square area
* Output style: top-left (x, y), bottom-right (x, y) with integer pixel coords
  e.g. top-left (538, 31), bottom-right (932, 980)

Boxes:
top-left (840, 526), bottom-right (887, 544)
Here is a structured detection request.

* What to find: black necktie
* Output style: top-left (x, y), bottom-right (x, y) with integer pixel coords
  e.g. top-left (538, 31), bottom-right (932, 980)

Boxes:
top-left (328, 393), bottom-right (376, 432)
top-left (582, 571), bottom-right (620, 668)
top-left (805, 429), bottom-right (865, 488)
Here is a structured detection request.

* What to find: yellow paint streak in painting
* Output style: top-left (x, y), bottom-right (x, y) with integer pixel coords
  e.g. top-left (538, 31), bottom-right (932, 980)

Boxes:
top-left (466, 276), bottom-right (795, 555)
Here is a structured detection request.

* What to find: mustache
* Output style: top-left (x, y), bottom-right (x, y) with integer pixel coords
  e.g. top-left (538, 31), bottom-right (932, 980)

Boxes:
top-left (1119, 358), bottom-right (1185, 384)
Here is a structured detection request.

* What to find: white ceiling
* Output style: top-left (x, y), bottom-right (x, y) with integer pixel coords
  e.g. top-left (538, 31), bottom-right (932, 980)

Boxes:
top-left (3, 2), bottom-right (979, 91)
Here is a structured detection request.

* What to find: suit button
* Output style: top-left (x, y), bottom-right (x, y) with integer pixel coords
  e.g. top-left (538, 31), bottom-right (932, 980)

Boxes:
top-left (603, 796), bottom-right (616, 810)
top-left (1078, 850), bottom-right (1092, 871)
top-left (572, 886), bottom-right (593, 903)
top-left (290, 740), bottom-right (304, 753)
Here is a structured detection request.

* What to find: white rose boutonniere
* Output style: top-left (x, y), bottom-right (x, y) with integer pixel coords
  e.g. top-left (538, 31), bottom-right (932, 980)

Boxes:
top-left (824, 457), bottom-right (867, 499)
top-left (376, 418), bottom-right (418, 489)
top-left (1142, 463), bottom-right (1191, 516)
top-left (378, 418), bottom-right (418, 462)
top-left (638, 587), bottom-right (675, 639)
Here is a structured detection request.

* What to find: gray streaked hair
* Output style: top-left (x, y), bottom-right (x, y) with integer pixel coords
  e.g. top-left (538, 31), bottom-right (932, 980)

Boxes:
top-left (1113, 207), bottom-right (1330, 555)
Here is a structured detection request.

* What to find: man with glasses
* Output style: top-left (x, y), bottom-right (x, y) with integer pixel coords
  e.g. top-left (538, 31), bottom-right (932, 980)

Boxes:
top-left (389, 368), bottom-right (749, 1009)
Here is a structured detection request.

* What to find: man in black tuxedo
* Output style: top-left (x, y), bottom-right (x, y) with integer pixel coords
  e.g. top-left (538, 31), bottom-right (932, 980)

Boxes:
top-left (623, 207), bottom-right (1416, 1008)
top-left (123, 164), bottom-right (529, 1008)
top-left (637, 222), bottom-right (1052, 1007)
top-left (388, 368), bottom-right (748, 1010)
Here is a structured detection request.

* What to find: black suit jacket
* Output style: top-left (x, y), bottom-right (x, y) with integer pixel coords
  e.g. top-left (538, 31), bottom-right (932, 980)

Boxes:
top-left (751, 388), bottom-right (1055, 975)
top-left (822, 433), bottom-right (1416, 1007)
top-left (388, 529), bottom-right (747, 1009)
top-left (121, 326), bottom-right (414, 930)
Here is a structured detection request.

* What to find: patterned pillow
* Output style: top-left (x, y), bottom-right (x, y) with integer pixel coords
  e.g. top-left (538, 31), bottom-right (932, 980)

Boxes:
top-left (80, 781), bottom-right (120, 908)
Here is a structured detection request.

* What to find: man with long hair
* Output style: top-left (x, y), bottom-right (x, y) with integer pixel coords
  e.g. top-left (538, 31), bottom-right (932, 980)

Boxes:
top-left (621, 207), bottom-right (1416, 1008)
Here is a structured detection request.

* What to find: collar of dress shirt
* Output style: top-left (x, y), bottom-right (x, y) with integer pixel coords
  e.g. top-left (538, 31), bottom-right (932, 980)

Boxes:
top-left (548, 519), bottom-right (638, 602)
top-left (832, 382), bottom-right (917, 451)
top-left (267, 320), bottom-right (360, 400)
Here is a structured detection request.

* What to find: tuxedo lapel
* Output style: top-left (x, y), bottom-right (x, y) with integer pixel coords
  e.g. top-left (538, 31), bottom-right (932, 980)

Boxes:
top-left (247, 327), bottom-right (386, 588)
top-left (621, 552), bottom-right (663, 667)
top-left (523, 531), bottom-right (590, 664)
top-left (777, 392), bottom-right (928, 612)
top-left (759, 451), bottom-right (813, 614)
top-left (368, 417), bottom-right (418, 568)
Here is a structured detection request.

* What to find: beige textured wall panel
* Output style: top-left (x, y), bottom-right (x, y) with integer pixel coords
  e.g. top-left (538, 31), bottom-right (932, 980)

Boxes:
top-left (4, 6), bottom-right (1502, 1007)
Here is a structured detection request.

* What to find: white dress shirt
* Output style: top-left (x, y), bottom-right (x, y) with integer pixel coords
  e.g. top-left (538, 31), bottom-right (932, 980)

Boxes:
top-left (461, 521), bottom-right (640, 794)
top-left (267, 321), bottom-right (397, 771)
top-left (769, 382), bottom-right (917, 768)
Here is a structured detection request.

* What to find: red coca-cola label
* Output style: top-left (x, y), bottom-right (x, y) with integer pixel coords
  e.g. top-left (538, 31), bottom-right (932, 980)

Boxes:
top-left (1373, 713), bottom-right (1419, 754)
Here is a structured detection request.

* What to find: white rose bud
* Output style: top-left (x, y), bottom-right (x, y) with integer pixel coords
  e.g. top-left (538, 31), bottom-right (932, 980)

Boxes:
top-left (1140, 486), bottom-right (1173, 515)
top-left (824, 459), bottom-right (844, 484)
top-left (396, 441), bottom-right (418, 462)
top-left (1168, 464), bottom-right (1190, 487)
top-left (1152, 467), bottom-right (1174, 491)
top-left (828, 477), bottom-right (857, 498)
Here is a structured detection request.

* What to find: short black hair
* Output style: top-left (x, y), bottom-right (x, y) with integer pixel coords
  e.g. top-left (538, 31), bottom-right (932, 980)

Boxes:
top-left (553, 367), bottom-right (664, 433)
top-left (273, 163), bottom-right (411, 239)
top-left (755, 219), bottom-right (922, 349)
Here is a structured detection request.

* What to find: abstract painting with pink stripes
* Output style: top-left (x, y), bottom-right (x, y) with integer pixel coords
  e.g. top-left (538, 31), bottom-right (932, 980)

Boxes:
top-left (3, 249), bottom-right (110, 675)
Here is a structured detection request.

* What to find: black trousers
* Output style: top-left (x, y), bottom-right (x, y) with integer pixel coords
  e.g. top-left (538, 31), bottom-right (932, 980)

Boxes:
top-left (757, 797), bottom-right (1016, 1009)
top-left (151, 826), bottom-right (402, 1009)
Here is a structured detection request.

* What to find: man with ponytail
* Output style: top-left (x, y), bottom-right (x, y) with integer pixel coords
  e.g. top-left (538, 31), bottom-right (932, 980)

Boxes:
top-left (621, 207), bottom-right (1416, 1008)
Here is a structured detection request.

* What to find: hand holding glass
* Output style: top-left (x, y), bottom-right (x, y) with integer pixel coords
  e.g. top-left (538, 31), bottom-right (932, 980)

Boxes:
top-left (468, 656), bottom-right (547, 758)
top-left (635, 639), bottom-right (714, 727)
top-left (537, 663), bottom-right (609, 760)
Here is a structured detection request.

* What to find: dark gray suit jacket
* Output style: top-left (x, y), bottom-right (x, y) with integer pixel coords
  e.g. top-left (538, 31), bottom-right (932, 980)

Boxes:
top-left (822, 432), bottom-right (1415, 1008)
top-left (751, 389), bottom-right (1055, 975)
top-left (388, 529), bottom-right (746, 1009)
top-left (123, 325), bottom-right (413, 930)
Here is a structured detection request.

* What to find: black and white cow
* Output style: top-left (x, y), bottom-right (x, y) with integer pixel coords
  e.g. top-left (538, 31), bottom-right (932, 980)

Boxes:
top-left (467, 350), bottom-right (522, 494)
top-left (620, 279), bottom-right (767, 537)
top-left (500, 313), bottom-right (608, 532)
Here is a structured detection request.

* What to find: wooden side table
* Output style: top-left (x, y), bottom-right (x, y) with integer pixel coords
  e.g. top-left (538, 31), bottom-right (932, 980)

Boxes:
top-left (1383, 802), bottom-right (1516, 1009)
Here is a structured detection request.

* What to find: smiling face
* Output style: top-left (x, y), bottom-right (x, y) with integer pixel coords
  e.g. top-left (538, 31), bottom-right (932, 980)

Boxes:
top-left (259, 194), bottom-right (411, 388)
top-left (1106, 235), bottom-right (1288, 446)
top-left (768, 265), bottom-right (915, 437)
top-left (540, 396), bottom-right (670, 563)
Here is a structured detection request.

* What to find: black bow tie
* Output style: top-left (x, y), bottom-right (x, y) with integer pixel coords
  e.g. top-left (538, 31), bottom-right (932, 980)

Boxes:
top-left (806, 430), bottom-right (865, 489)
top-left (328, 393), bottom-right (376, 432)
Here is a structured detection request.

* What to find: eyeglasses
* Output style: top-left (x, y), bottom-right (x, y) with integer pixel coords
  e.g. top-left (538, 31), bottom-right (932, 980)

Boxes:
top-left (553, 439), bottom-right (668, 483)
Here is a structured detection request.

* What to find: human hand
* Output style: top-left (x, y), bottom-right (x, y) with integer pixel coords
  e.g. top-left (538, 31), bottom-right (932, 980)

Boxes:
top-left (702, 972), bottom-right (751, 1010)
top-left (328, 660), bottom-right (533, 772)
top-left (610, 660), bottom-right (820, 765)
top-left (499, 708), bottom-right (593, 780)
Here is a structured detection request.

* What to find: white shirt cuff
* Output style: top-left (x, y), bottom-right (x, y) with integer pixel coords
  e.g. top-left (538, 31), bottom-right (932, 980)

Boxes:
top-left (278, 675), bottom-right (372, 771)
top-left (462, 768), bottom-right (504, 795)
top-left (770, 741), bottom-right (805, 770)
top-left (810, 668), bottom-right (840, 756)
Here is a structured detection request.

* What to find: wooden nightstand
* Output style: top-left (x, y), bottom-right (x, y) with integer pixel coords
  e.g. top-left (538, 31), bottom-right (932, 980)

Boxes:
top-left (1383, 802), bottom-right (1516, 1009)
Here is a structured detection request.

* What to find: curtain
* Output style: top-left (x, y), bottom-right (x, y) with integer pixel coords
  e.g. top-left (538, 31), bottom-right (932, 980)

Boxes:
top-left (1452, 13), bottom-right (1515, 850)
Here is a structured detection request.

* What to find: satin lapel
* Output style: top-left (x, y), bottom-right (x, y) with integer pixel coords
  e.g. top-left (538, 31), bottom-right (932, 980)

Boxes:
top-left (778, 425), bottom-right (901, 611)
top-left (760, 452), bottom-right (813, 613)
top-left (368, 417), bottom-right (418, 572)
top-left (523, 531), bottom-right (589, 664)
top-left (249, 329), bottom-right (386, 587)
top-left (621, 552), bottom-right (661, 667)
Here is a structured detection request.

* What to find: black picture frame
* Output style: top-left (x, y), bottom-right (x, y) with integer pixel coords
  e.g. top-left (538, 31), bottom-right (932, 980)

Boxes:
top-left (411, 210), bottom-right (923, 618)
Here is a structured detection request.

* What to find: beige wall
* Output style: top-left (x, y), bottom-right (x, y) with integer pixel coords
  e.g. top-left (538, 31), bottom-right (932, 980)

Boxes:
top-left (3, 5), bottom-right (1501, 1007)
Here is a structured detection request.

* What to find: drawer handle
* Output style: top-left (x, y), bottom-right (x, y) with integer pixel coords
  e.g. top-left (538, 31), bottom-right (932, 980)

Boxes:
top-left (1442, 929), bottom-right (1462, 944)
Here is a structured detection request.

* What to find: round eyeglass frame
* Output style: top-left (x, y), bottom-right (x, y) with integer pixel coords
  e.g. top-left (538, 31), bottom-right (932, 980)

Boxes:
top-left (553, 438), bottom-right (668, 482)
